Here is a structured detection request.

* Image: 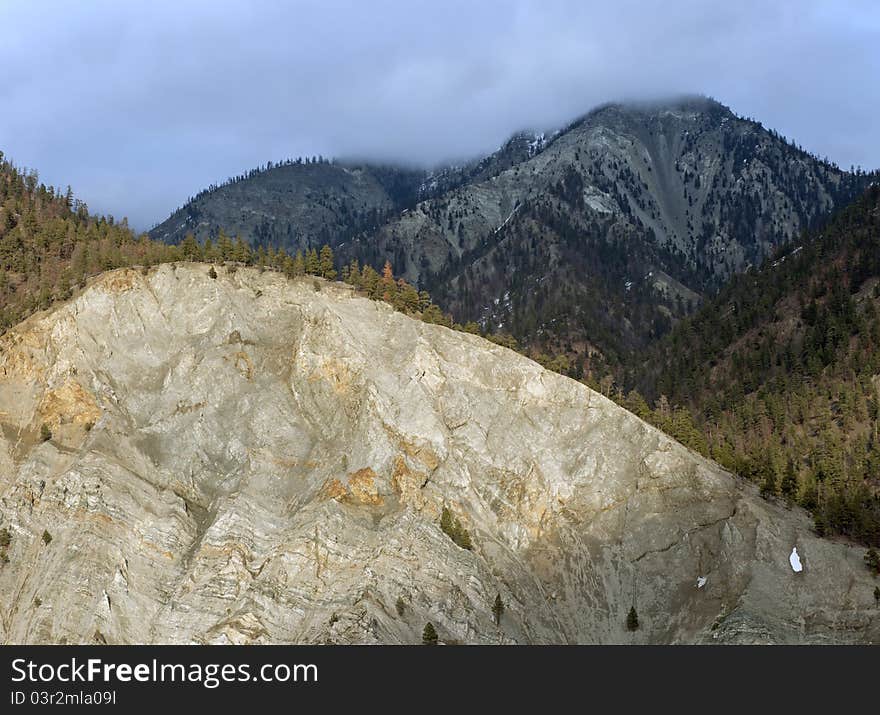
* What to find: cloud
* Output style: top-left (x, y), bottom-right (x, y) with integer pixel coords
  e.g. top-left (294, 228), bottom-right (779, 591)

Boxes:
top-left (0, 0), bottom-right (876, 230)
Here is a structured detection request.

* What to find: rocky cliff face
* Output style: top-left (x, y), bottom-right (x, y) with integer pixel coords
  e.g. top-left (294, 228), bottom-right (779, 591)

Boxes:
top-left (0, 264), bottom-right (877, 644)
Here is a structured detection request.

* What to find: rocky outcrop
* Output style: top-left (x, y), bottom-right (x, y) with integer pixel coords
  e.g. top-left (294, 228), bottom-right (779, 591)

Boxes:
top-left (0, 264), bottom-right (877, 644)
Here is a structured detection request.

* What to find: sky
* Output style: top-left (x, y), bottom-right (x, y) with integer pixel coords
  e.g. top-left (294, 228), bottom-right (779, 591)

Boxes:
top-left (0, 0), bottom-right (877, 231)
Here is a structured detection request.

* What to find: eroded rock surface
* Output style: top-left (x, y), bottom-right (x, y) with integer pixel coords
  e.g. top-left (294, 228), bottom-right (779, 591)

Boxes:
top-left (0, 264), bottom-right (877, 644)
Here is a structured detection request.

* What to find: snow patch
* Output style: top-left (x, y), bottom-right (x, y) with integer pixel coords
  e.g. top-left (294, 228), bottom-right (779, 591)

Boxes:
top-left (771, 245), bottom-right (803, 268)
top-left (522, 132), bottom-right (548, 157)
top-left (789, 547), bottom-right (803, 573)
top-left (494, 204), bottom-right (520, 233)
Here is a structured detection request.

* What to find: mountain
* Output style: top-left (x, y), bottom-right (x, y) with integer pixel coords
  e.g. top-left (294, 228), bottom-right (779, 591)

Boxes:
top-left (150, 97), bottom-right (873, 373)
top-left (358, 96), bottom-right (871, 374)
top-left (147, 133), bottom-right (551, 252)
top-left (371, 97), bottom-right (862, 287)
top-left (632, 185), bottom-right (880, 547)
top-left (149, 159), bottom-right (426, 251)
top-left (1, 263), bottom-right (878, 644)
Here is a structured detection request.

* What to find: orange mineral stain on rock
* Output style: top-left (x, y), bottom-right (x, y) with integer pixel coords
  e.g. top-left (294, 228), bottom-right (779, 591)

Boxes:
top-left (319, 469), bottom-right (383, 506)
top-left (39, 380), bottom-right (102, 427)
top-left (391, 455), bottom-right (427, 509)
top-left (310, 358), bottom-right (354, 395)
top-left (95, 269), bottom-right (140, 294)
top-left (0, 330), bottom-right (46, 381)
top-left (318, 478), bottom-right (348, 501)
top-left (346, 467), bottom-right (382, 505)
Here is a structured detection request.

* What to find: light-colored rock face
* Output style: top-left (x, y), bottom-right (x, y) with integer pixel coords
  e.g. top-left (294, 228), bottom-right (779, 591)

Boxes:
top-left (0, 264), bottom-right (877, 644)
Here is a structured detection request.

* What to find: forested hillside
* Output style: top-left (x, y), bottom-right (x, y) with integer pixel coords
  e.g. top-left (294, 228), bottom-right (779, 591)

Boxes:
top-left (0, 152), bottom-right (183, 330)
top-left (149, 157), bottom-right (426, 252)
top-left (633, 186), bottom-right (880, 546)
top-left (415, 98), bottom-right (873, 376)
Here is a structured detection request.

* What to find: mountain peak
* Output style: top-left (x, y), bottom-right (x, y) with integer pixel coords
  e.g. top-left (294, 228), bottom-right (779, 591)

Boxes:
top-left (579, 94), bottom-right (733, 128)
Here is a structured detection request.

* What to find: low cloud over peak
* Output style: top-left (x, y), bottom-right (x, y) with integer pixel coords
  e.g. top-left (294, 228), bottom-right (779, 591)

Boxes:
top-left (1, 0), bottom-right (877, 230)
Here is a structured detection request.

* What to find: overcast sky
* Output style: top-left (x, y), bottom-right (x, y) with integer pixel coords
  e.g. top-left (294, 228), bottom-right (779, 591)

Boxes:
top-left (1, 0), bottom-right (877, 231)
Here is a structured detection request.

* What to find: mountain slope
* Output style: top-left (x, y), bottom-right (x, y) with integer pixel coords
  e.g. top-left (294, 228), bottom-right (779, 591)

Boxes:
top-left (0, 263), bottom-right (877, 644)
top-left (365, 97), bottom-right (859, 287)
top-left (638, 186), bottom-right (880, 546)
top-left (149, 159), bottom-right (426, 251)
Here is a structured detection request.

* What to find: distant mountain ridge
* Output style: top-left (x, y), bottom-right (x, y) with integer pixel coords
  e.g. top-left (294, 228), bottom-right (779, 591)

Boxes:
top-left (149, 159), bottom-right (426, 251)
top-left (148, 128), bottom-right (560, 252)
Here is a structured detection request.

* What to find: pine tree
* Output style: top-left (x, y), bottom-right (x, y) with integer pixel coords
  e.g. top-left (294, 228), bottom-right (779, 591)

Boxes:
top-left (622, 390), bottom-right (650, 420)
top-left (397, 282), bottom-right (420, 314)
top-left (319, 245), bottom-right (336, 280)
top-left (439, 506), bottom-right (472, 550)
top-left (422, 622), bottom-right (438, 645)
top-left (217, 230), bottom-right (233, 261)
top-left (233, 236), bottom-right (251, 264)
top-left (361, 265), bottom-right (379, 299)
top-left (381, 260), bottom-right (396, 302)
top-left (40, 423), bottom-right (52, 442)
top-left (293, 250), bottom-right (305, 276)
top-left (280, 253), bottom-right (295, 277)
top-left (626, 606), bottom-right (639, 631)
top-left (203, 238), bottom-right (216, 261)
top-left (305, 247), bottom-right (320, 275)
top-left (346, 259), bottom-right (361, 287)
top-left (180, 233), bottom-right (201, 261)
top-left (492, 594), bottom-right (504, 626)
top-left (422, 304), bottom-right (446, 324)
top-left (760, 464), bottom-right (777, 499)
